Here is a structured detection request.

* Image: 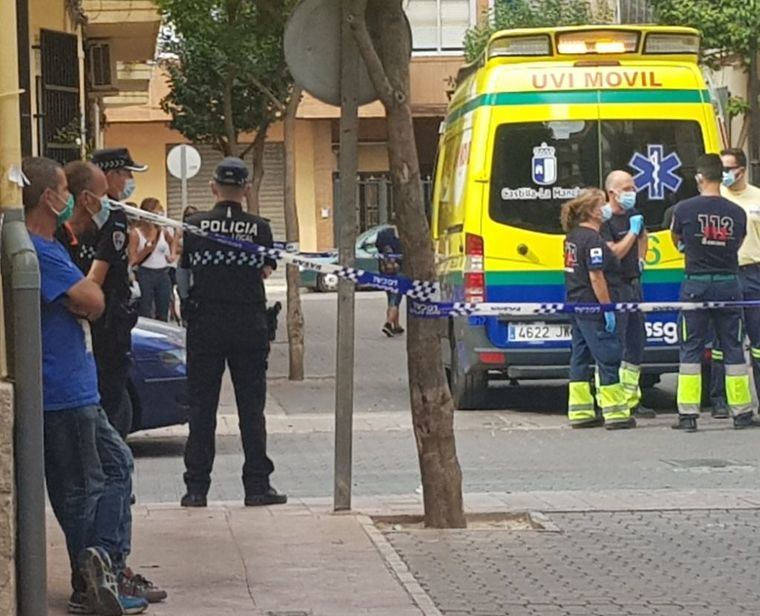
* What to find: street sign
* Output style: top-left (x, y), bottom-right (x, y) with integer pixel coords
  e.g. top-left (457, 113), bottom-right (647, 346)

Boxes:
top-left (167, 144), bottom-right (201, 212)
top-left (166, 144), bottom-right (201, 180)
top-left (284, 0), bottom-right (378, 106)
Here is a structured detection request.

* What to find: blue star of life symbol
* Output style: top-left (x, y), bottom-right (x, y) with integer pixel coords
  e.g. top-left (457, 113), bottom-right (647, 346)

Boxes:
top-left (628, 144), bottom-right (683, 200)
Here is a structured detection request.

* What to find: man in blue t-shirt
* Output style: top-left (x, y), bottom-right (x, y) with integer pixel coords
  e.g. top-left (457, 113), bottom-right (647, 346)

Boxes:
top-left (23, 157), bottom-right (148, 615)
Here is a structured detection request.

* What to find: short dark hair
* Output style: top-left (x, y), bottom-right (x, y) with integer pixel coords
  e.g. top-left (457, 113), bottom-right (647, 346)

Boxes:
top-left (696, 153), bottom-right (723, 182)
top-left (721, 147), bottom-right (747, 168)
top-left (64, 160), bottom-right (96, 198)
top-left (22, 157), bottom-right (61, 211)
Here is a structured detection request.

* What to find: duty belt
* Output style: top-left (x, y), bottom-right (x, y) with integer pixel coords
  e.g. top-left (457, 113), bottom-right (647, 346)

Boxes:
top-left (684, 273), bottom-right (737, 281)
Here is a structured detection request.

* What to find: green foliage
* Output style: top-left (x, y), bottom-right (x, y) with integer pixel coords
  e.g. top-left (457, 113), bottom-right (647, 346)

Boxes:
top-left (157, 0), bottom-right (294, 154)
top-left (649, 0), bottom-right (760, 68)
top-left (463, 0), bottom-right (613, 62)
top-left (727, 95), bottom-right (750, 119)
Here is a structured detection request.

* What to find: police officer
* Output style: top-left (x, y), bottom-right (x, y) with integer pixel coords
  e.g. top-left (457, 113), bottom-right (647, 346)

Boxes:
top-left (562, 188), bottom-right (635, 430)
top-left (601, 170), bottom-right (656, 418)
top-left (84, 148), bottom-right (146, 438)
top-left (671, 153), bottom-right (756, 431)
top-left (180, 157), bottom-right (287, 507)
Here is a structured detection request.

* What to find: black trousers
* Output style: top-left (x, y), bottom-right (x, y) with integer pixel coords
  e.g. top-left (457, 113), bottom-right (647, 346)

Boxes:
top-left (183, 306), bottom-right (274, 496)
top-left (92, 326), bottom-right (133, 439)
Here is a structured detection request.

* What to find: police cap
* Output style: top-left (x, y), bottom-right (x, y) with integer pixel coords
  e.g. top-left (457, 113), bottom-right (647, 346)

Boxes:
top-left (91, 147), bottom-right (148, 172)
top-left (213, 157), bottom-right (250, 186)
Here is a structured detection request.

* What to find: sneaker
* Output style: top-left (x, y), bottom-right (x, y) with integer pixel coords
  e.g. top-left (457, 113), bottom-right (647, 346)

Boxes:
top-left (78, 547), bottom-right (122, 616)
top-left (118, 594), bottom-right (149, 615)
top-left (119, 567), bottom-right (167, 603)
top-left (180, 492), bottom-right (207, 507)
top-left (244, 486), bottom-right (288, 506)
top-left (711, 404), bottom-right (730, 419)
top-left (68, 591), bottom-right (93, 615)
top-left (392, 325), bottom-right (405, 336)
top-left (570, 418), bottom-right (603, 429)
top-left (382, 322), bottom-right (394, 337)
top-left (604, 417), bottom-right (637, 430)
top-left (733, 412), bottom-right (760, 429)
top-left (633, 405), bottom-right (656, 418)
top-left (671, 414), bottom-right (698, 432)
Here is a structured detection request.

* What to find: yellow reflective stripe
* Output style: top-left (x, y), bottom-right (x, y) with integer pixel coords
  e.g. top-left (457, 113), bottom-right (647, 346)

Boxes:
top-left (711, 350), bottom-right (724, 361)
top-left (725, 365), bottom-right (752, 411)
top-left (681, 316), bottom-right (687, 342)
top-left (677, 371), bottom-right (701, 412)
top-left (568, 381), bottom-right (595, 421)
top-left (751, 347), bottom-right (760, 359)
top-left (597, 383), bottom-right (630, 420)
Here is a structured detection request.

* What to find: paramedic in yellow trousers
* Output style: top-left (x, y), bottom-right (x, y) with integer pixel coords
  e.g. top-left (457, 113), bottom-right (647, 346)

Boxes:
top-left (600, 170), bottom-right (656, 419)
top-left (563, 189), bottom-right (636, 430)
top-left (671, 154), bottom-right (757, 431)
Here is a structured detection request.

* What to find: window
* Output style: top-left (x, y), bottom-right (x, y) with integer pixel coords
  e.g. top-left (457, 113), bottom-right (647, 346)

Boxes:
top-left (490, 120), bottom-right (704, 234)
top-left (406, 0), bottom-right (474, 52)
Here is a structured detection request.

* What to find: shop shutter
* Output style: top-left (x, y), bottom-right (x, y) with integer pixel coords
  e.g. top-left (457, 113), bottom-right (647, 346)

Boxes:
top-left (165, 142), bottom-right (286, 240)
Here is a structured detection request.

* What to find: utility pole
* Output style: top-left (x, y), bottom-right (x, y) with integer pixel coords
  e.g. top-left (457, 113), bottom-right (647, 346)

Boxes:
top-left (333, 0), bottom-right (359, 512)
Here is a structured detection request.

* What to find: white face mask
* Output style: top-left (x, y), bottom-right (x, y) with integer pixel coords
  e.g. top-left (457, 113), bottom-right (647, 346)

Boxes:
top-left (120, 178), bottom-right (136, 200)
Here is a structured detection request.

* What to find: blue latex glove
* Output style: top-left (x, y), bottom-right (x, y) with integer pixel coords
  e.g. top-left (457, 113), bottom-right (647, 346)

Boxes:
top-left (638, 258), bottom-right (645, 273)
top-left (677, 240), bottom-right (685, 254)
top-left (629, 214), bottom-right (644, 235)
top-left (604, 311), bottom-right (616, 333)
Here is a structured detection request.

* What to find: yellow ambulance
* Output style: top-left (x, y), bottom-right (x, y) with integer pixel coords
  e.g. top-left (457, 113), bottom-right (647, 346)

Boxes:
top-left (431, 25), bottom-right (722, 409)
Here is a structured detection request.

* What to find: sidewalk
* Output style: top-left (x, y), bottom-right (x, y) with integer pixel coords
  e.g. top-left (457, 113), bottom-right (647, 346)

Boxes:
top-left (47, 489), bottom-right (760, 616)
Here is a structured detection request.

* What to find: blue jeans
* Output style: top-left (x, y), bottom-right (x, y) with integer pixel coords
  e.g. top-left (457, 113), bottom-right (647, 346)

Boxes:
top-left (44, 405), bottom-right (133, 590)
top-left (569, 315), bottom-right (623, 385)
top-left (137, 266), bottom-right (172, 321)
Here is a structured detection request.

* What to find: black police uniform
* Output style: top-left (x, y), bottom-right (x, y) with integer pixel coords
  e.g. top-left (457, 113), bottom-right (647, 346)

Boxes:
top-left (57, 208), bottom-right (136, 437)
top-left (181, 158), bottom-right (281, 503)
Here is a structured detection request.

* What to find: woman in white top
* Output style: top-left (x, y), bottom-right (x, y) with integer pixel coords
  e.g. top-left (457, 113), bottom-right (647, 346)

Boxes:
top-left (129, 197), bottom-right (176, 320)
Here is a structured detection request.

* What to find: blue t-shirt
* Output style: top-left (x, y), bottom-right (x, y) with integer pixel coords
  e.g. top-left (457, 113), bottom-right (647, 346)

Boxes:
top-left (31, 234), bottom-right (100, 411)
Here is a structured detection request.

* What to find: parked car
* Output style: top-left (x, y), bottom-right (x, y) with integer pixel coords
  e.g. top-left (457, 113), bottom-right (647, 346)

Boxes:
top-left (127, 317), bottom-right (188, 433)
top-left (299, 224), bottom-right (392, 292)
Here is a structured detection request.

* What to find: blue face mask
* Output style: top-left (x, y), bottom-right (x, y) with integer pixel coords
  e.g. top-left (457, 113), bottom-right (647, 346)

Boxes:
top-left (619, 191), bottom-right (637, 210)
top-left (722, 170), bottom-right (737, 188)
top-left (601, 203), bottom-right (613, 221)
top-left (87, 193), bottom-right (111, 229)
top-left (120, 178), bottom-right (136, 200)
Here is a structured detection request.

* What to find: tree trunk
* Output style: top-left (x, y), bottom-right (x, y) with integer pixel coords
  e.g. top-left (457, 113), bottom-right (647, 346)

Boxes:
top-left (284, 87), bottom-right (305, 381)
top-left (246, 122), bottom-right (269, 215)
top-left (355, 0), bottom-right (465, 528)
top-left (749, 44), bottom-right (760, 182)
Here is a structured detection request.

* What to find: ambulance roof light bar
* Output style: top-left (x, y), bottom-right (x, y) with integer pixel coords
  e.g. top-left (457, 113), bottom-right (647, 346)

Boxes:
top-left (556, 31), bottom-right (638, 55)
top-left (487, 34), bottom-right (551, 59)
top-left (644, 33), bottom-right (700, 55)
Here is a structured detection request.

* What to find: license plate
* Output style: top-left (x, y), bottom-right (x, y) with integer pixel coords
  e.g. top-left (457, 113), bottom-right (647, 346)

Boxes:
top-left (508, 322), bottom-right (572, 342)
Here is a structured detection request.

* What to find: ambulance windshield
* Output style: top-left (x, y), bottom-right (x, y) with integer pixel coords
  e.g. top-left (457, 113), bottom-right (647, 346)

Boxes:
top-left (490, 120), bottom-right (704, 234)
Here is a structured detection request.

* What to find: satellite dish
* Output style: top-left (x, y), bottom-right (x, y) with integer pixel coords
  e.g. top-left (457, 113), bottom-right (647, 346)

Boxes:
top-left (285, 0), bottom-right (410, 107)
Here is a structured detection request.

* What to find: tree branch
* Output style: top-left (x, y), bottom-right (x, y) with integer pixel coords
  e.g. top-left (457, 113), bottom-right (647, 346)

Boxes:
top-left (348, 0), bottom-right (399, 108)
top-left (247, 73), bottom-right (287, 112)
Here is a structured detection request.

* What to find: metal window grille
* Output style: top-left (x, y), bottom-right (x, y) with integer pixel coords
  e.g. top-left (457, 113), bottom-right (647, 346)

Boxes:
top-left (616, 0), bottom-right (655, 24)
top-left (405, 0), bottom-right (473, 52)
top-left (40, 30), bottom-right (81, 164)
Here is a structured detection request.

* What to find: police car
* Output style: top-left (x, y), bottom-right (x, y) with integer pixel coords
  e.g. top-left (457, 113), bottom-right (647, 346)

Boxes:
top-left (127, 318), bottom-right (188, 433)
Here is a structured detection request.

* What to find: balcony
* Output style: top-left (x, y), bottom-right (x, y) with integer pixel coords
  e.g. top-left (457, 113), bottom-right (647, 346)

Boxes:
top-left (82, 0), bottom-right (160, 63)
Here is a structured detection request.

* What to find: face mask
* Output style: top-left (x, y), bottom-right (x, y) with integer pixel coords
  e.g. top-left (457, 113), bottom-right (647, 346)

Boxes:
top-left (87, 194), bottom-right (111, 229)
top-left (50, 192), bottom-right (74, 226)
top-left (619, 191), bottom-right (637, 210)
top-left (120, 178), bottom-right (136, 200)
top-left (601, 203), bottom-right (613, 222)
top-left (722, 170), bottom-right (737, 188)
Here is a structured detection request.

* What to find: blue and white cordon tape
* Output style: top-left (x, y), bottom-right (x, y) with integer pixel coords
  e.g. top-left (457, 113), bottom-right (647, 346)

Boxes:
top-left (114, 199), bottom-right (760, 319)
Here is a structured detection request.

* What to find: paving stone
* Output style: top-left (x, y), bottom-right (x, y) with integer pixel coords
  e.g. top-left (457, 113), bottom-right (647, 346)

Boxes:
top-left (384, 510), bottom-right (760, 616)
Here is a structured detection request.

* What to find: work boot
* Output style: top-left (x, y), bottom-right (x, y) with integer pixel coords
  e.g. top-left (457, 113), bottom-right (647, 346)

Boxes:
top-left (633, 405), bottom-right (656, 418)
top-left (78, 547), bottom-right (121, 616)
top-left (180, 492), bottom-right (207, 507)
top-left (671, 414), bottom-right (698, 432)
top-left (604, 417), bottom-right (637, 430)
top-left (244, 486), bottom-right (288, 506)
top-left (733, 412), bottom-right (760, 429)
top-left (711, 403), bottom-right (729, 419)
top-left (570, 417), bottom-right (603, 429)
top-left (119, 567), bottom-right (168, 603)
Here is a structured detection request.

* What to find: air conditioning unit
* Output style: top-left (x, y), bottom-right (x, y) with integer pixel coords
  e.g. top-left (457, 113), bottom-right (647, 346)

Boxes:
top-left (87, 41), bottom-right (117, 91)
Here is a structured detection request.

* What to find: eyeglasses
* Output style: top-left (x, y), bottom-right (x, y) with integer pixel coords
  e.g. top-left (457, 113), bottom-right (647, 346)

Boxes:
top-left (723, 166), bottom-right (743, 172)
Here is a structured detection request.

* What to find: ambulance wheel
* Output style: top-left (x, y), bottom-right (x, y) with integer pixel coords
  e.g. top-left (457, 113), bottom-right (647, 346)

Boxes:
top-left (449, 340), bottom-right (487, 410)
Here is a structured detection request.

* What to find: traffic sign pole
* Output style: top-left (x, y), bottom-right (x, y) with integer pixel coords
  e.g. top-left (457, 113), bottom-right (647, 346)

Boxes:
top-left (180, 144), bottom-right (188, 211)
top-left (333, 0), bottom-right (359, 512)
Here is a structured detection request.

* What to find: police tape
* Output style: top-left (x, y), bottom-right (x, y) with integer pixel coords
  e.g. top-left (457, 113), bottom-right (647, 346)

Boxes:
top-left (112, 199), bottom-right (760, 319)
